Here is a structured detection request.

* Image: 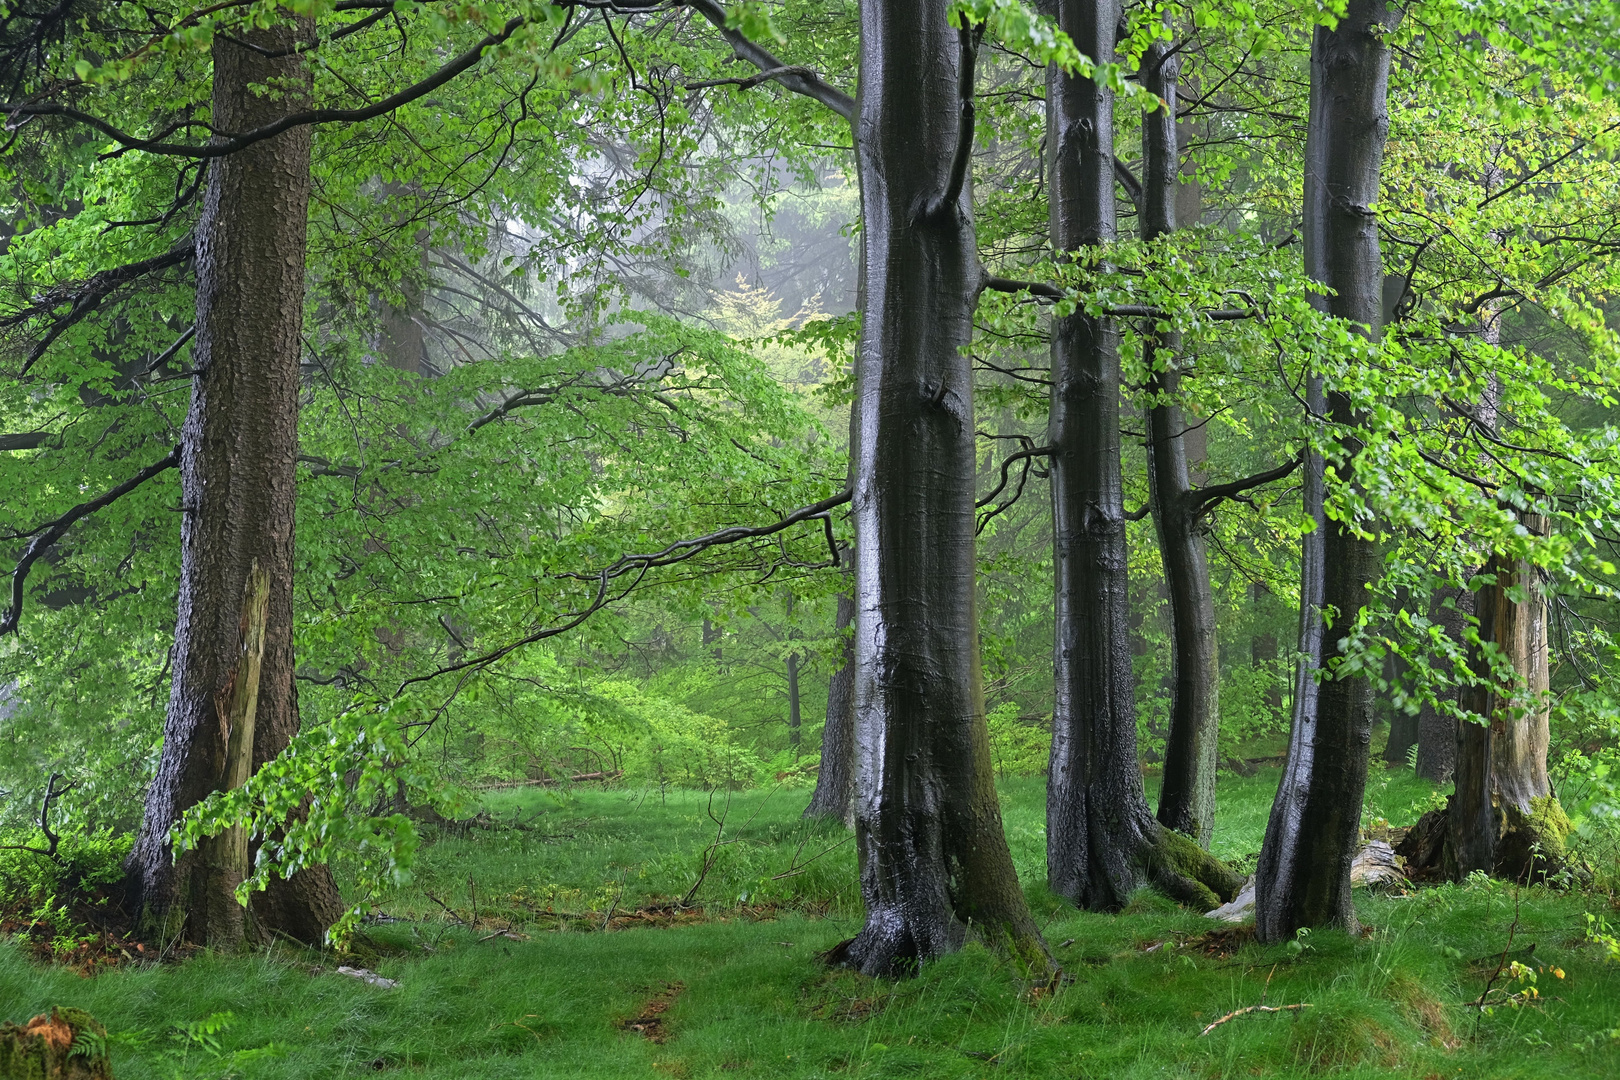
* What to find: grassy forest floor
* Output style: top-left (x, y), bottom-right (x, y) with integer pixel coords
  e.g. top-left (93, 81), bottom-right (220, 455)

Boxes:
top-left (3, 765), bottom-right (1619, 1079)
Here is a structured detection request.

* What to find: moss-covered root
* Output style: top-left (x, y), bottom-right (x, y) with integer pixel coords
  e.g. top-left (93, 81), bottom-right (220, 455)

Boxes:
top-left (1144, 826), bottom-right (1246, 912)
top-left (1497, 796), bottom-right (1573, 883)
top-left (0, 1007), bottom-right (112, 1079)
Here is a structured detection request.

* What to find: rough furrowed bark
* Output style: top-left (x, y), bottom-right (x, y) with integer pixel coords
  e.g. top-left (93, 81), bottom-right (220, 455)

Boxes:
top-left (803, 587), bottom-right (855, 826)
top-left (1042, 0), bottom-right (1238, 913)
top-left (1140, 31), bottom-right (1219, 851)
top-left (828, 0), bottom-right (1048, 979)
top-left (1255, 0), bottom-right (1395, 944)
top-left (124, 21), bottom-right (341, 946)
top-left (1449, 526), bottom-right (1570, 883)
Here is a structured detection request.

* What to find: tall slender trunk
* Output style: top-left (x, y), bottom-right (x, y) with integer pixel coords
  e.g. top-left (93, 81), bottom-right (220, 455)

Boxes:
top-left (1044, 0), bottom-right (1240, 911)
top-left (1140, 32), bottom-right (1219, 850)
top-left (803, 587), bottom-right (855, 824)
top-left (828, 0), bottom-right (1047, 977)
top-left (125, 22), bottom-right (341, 946)
top-left (1415, 587), bottom-right (1467, 783)
top-left (1250, 581), bottom-right (1283, 715)
top-left (1255, 0), bottom-right (1395, 943)
top-left (786, 650), bottom-right (802, 751)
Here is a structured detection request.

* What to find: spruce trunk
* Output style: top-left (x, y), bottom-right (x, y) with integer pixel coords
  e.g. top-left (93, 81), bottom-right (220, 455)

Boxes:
top-left (829, 0), bottom-right (1047, 977)
top-left (126, 23), bottom-right (341, 946)
top-left (1255, 0), bottom-right (1394, 943)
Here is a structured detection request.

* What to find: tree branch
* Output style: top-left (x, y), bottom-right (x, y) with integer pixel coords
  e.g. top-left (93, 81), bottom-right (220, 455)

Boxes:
top-left (1, 18), bottom-right (528, 159)
top-left (5, 243), bottom-right (194, 376)
top-left (934, 23), bottom-right (982, 217)
top-left (397, 487), bottom-right (852, 693)
top-left (1, 445), bottom-right (180, 636)
top-left (1113, 154), bottom-right (1143, 209)
top-left (1187, 452), bottom-right (1302, 516)
top-left (685, 0), bottom-right (854, 122)
top-left (0, 772), bottom-right (78, 859)
top-left (684, 64), bottom-right (817, 91)
top-left (0, 431), bottom-right (52, 452)
top-left (981, 275), bottom-right (1066, 300)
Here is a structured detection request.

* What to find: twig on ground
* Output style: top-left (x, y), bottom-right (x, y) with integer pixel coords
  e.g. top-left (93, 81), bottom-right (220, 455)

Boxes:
top-left (1199, 1003), bottom-right (1311, 1036)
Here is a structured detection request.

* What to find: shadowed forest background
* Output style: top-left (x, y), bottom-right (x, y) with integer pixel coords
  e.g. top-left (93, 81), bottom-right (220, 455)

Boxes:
top-left (1, 0), bottom-right (1619, 1077)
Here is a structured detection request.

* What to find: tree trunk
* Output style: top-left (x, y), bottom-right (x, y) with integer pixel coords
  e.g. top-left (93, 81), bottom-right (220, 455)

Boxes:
top-left (1250, 581), bottom-right (1283, 715)
top-left (1140, 32), bottom-right (1219, 850)
top-left (1043, 0), bottom-right (1242, 913)
top-left (1255, 0), bottom-right (1395, 943)
top-left (125, 22), bottom-right (341, 946)
top-left (786, 650), bottom-right (802, 751)
top-left (803, 588), bottom-right (855, 825)
top-left (1415, 587), bottom-right (1467, 783)
top-left (827, 0), bottom-right (1048, 977)
top-left (1450, 518), bottom-right (1568, 881)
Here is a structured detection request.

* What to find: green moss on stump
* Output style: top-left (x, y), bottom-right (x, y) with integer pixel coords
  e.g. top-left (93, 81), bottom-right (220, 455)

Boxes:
top-left (1145, 826), bottom-right (1245, 911)
top-left (0, 1007), bottom-right (111, 1080)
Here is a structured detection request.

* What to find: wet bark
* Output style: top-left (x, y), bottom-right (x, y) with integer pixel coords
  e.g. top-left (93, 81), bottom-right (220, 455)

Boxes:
top-left (1043, 0), bottom-right (1240, 911)
top-left (1255, 0), bottom-right (1395, 943)
top-left (1415, 587), bottom-right (1467, 783)
top-left (803, 588), bottom-right (855, 825)
top-left (827, 0), bottom-right (1048, 977)
top-left (1140, 33), bottom-right (1218, 850)
top-left (125, 21), bottom-right (342, 946)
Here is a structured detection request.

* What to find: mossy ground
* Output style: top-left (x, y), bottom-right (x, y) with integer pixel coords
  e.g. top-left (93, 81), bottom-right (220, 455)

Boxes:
top-left (2, 764), bottom-right (1617, 1079)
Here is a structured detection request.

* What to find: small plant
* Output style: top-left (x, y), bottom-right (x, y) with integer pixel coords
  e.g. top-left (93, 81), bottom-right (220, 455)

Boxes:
top-left (1584, 912), bottom-right (1620, 963)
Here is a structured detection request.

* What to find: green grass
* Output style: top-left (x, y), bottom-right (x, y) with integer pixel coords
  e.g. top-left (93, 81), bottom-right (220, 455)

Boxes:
top-left (4, 765), bottom-right (1619, 1079)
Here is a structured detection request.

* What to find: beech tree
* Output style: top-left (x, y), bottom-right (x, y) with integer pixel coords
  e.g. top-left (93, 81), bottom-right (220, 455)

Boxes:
top-left (1041, 0), bottom-right (1241, 912)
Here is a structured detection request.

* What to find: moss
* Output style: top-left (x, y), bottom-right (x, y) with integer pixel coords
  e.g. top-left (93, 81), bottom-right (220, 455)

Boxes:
top-left (1527, 795), bottom-right (1573, 858)
top-left (1286, 1006), bottom-right (1398, 1073)
top-left (1145, 826), bottom-right (1245, 911)
top-left (0, 1008), bottom-right (110, 1080)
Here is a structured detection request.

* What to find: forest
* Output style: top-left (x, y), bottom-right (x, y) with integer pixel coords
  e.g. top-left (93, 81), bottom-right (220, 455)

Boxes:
top-left (1, 0), bottom-right (1619, 1076)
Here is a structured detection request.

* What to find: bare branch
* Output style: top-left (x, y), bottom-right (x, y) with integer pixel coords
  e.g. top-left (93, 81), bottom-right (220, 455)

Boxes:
top-left (1188, 453), bottom-right (1303, 516)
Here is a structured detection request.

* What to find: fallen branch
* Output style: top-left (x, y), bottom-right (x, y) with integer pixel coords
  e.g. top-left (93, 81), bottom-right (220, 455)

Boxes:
top-left (1198, 1003), bottom-right (1311, 1036)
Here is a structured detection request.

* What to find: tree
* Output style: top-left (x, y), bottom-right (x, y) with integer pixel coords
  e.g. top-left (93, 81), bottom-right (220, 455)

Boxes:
top-left (1043, 0), bottom-right (1241, 911)
top-left (1254, 0), bottom-right (1396, 943)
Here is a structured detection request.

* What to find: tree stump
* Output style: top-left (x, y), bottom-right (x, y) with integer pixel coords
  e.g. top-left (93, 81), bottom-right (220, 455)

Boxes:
top-left (0, 1007), bottom-right (112, 1079)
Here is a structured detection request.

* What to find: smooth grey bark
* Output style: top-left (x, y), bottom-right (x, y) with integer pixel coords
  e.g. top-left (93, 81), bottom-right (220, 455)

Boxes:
top-left (1255, 0), bottom-right (1395, 943)
top-left (126, 22), bottom-right (341, 947)
top-left (828, 0), bottom-right (1048, 977)
top-left (1043, 0), bottom-right (1240, 912)
top-left (803, 587), bottom-right (855, 825)
top-left (1140, 33), bottom-right (1218, 850)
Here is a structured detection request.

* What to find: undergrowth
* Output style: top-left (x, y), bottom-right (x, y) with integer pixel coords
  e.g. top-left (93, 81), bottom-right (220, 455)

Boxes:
top-left (1, 767), bottom-right (1616, 1079)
